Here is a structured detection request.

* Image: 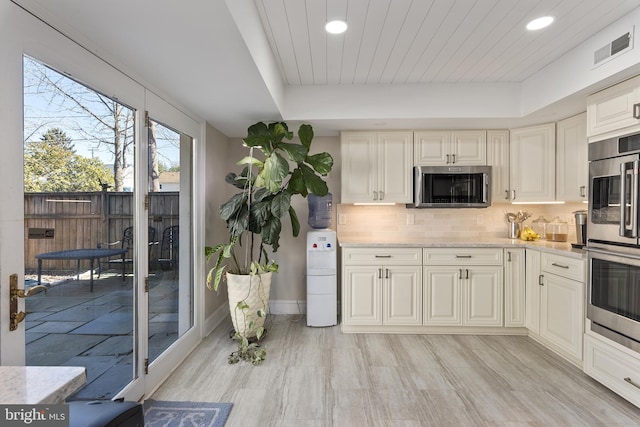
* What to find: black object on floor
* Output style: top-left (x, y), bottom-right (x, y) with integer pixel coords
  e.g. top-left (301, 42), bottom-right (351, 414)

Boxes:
top-left (68, 400), bottom-right (143, 427)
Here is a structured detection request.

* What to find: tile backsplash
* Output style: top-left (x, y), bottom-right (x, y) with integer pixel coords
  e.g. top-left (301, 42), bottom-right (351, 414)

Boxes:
top-left (337, 202), bottom-right (588, 242)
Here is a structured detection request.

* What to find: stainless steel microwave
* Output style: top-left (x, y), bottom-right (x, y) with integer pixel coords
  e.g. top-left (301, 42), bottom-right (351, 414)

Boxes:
top-left (411, 165), bottom-right (491, 208)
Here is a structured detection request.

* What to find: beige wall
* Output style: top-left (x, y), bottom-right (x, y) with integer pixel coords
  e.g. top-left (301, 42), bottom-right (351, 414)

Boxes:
top-left (203, 122), bottom-right (232, 319)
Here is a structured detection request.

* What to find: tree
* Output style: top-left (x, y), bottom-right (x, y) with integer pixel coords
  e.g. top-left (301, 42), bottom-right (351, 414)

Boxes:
top-left (23, 56), bottom-right (136, 191)
top-left (24, 128), bottom-right (114, 192)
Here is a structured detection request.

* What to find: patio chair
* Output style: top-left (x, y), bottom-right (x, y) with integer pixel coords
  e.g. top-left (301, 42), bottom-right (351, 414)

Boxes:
top-left (157, 225), bottom-right (179, 271)
top-left (99, 226), bottom-right (157, 278)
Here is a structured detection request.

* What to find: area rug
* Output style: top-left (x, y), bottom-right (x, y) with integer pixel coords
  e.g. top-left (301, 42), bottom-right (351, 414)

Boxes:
top-left (143, 399), bottom-right (233, 427)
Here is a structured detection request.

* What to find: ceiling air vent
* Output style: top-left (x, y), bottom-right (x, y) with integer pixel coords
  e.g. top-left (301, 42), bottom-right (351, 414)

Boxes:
top-left (594, 30), bottom-right (633, 66)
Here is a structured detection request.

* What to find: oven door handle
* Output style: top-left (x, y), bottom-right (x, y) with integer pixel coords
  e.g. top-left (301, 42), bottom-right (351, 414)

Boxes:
top-left (620, 161), bottom-right (639, 238)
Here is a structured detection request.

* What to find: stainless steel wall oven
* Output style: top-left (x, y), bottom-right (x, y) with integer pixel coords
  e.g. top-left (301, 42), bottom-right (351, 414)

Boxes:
top-left (588, 131), bottom-right (640, 353)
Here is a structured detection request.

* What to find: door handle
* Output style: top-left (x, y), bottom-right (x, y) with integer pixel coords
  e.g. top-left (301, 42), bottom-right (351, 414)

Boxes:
top-left (633, 103), bottom-right (640, 119)
top-left (505, 190), bottom-right (509, 200)
top-left (9, 273), bottom-right (47, 331)
top-left (379, 191), bottom-right (384, 200)
top-left (385, 268), bottom-right (389, 279)
top-left (511, 190), bottom-right (516, 200)
top-left (580, 185), bottom-right (586, 198)
top-left (539, 274), bottom-right (544, 286)
top-left (507, 251), bottom-right (512, 262)
top-left (459, 269), bottom-right (463, 280)
top-left (451, 154), bottom-right (456, 164)
top-left (446, 154), bottom-right (451, 164)
top-left (465, 269), bottom-right (469, 279)
top-left (373, 191), bottom-right (378, 201)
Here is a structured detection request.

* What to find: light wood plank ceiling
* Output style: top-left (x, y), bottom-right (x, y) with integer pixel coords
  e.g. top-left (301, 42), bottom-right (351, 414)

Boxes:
top-left (255, 0), bottom-right (640, 86)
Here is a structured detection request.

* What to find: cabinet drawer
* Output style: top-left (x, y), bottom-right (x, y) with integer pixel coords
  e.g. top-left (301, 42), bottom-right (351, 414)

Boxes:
top-left (423, 248), bottom-right (503, 265)
top-left (343, 248), bottom-right (421, 265)
top-left (584, 334), bottom-right (640, 408)
top-left (541, 253), bottom-right (585, 282)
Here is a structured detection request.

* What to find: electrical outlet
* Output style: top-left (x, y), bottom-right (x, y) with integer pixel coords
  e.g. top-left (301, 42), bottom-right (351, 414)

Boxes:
top-left (338, 214), bottom-right (347, 225)
top-left (406, 213), bottom-right (415, 225)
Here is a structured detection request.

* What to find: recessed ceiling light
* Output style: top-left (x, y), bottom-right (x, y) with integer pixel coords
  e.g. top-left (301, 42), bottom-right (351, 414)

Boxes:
top-left (526, 16), bottom-right (554, 31)
top-left (325, 20), bottom-right (348, 34)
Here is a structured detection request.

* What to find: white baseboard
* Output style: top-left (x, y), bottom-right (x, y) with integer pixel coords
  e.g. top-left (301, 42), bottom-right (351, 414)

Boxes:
top-left (269, 299), bottom-right (307, 315)
top-left (203, 303), bottom-right (230, 336)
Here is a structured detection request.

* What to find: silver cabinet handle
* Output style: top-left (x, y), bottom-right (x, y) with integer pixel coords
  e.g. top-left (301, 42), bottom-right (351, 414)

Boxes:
top-left (551, 262), bottom-right (569, 269)
top-left (507, 251), bottom-right (512, 262)
top-left (373, 191), bottom-right (378, 200)
top-left (625, 377), bottom-right (640, 389)
top-left (378, 268), bottom-right (382, 279)
top-left (385, 268), bottom-right (389, 279)
top-left (511, 190), bottom-right (516, 200)
top-left (634, 103), bottom-right (640, 119)
top-left (580, 185), bottom-right (586, 198)
top-left (379, 190), bottom-right (384, 200)
top-left (456, 255), bottom-right (472, 259)
top-left (465, 269), bottom-right (469, 279)
top-left (375, 255), bottom-right (392, 258)
top-left (459, 269), bottom-right (463, 280)
top-left (446, 154), bottom-right (451, 164)
top-left (452, 154), bottom-right (456, 164)
top-left (505, 190), bottom-right (509, 200)
top-left (539, 274), bottom-right (544, 286)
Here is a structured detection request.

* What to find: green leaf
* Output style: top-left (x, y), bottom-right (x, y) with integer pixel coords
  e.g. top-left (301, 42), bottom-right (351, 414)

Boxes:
top-left (288, 205), bottom-right (301, 237)
top-left (306, 152), bottom-right (334, 175)
top-left (288, 168), bottom-right (306, 195)
top-left (237, 156), bottom-right (263, 168)
top-left (279, 142), bottom-right (308, 163)
top-left (220, 193), bottom-right (246, 221)
top-left (300, 164), bottom-right (329, 196)
top-left (270, 122), bottom-right (293, 143)
top-left (236, 301), bottom-right (250, 311)
top-left (261, 216), bottom-right (282, 251)
top-left (271, 192), bottom-right (291, 217)
top-left (260, 152), bottom-right (289, 193)
top-left (298, 124), bottom-right (314, 149)
top-left (257, 309), bottom-right (266, 318)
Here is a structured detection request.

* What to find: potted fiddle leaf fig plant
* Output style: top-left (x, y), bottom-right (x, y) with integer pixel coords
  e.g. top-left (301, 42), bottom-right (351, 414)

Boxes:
top-left (205, 121), bottom-right (333, 365)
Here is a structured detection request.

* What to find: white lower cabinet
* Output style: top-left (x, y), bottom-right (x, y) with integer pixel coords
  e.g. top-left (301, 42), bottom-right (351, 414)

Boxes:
top-left (423, 248), bottom-right (503, 327)
top-left (342, 248), bottom-right (422, 327)
top-left (526, 249), bottom-right (585, 364)
top-left (504, 248), bottom-right (526, 327)
top-left (584, 333), bottom-right (640, 408)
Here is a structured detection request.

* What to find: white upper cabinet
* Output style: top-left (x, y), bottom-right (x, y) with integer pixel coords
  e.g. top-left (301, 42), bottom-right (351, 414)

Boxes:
top-left (487, 130), bottom-right (510, 203)
top-left (587, 74), bottom-right (640, 141)
top-left (556, 112), bottom-right (588, 202)
top-left (509, 123), bottom-right (556, 202)
top-left (341, 131), bottom-right (413, 204)
top-left (414, 130), bottom-right (487, 166)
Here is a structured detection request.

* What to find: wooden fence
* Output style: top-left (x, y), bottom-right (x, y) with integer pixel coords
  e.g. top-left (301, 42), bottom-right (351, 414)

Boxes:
top-left (24, 191), bottom-right (179, 271)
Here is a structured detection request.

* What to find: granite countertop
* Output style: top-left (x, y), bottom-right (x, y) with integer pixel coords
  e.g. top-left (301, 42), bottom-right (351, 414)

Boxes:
top-left (338, 236), bottom-right (586, 259)
top-left (0, 366), bottom-right (86, 404)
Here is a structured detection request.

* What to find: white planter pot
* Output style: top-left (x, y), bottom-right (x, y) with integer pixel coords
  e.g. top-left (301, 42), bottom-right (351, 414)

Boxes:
top-left (226, 272), bottom-right (272, 338)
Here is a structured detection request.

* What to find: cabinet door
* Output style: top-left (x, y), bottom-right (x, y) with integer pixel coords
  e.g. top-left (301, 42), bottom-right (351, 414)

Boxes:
top-left (587, 75), bottom-right (640, 139)
top-left (556, 113), bottom-right (588, 202)
top-left (525, 249), bottom-right (541, 333)
top-left (487, 130), bottom-right (510, 202)
top-left (383, 265), bottom-right (422, 325)
top-left (378, 131), bottom-right (413, 203)
top-left (414, 131), bottom-right (450, 165)
top-left (510, 123), bottom-right (556, 202)
top-left (423, 267), bottom-right (462, 326)
top-left (342, 266), bottom-right (382, 325)
top-left (504, 249), bottom-right (525, 327)
top-left (451, 130), bottom-right (486, 165)
top-left (340, 132), bottom-right (378, 203)
top-left (540, 273), bottom-right (583, 360)
top-left (463, 266), bottom-right (503, 327)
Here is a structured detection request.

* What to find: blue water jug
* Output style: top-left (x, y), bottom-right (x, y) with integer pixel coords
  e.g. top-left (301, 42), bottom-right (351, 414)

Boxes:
top-left (308, 192), bottom-right (332, 229)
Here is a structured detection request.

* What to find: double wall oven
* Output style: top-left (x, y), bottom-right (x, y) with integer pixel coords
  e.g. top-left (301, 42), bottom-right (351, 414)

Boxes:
top-left (588, 132), bottom-right (640, 352)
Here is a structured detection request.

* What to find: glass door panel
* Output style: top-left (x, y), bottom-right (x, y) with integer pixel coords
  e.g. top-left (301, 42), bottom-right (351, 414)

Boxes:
top-left (23, 55), bottom-right (137, 399)
top-left (147, 119), bottom-right (193, 364)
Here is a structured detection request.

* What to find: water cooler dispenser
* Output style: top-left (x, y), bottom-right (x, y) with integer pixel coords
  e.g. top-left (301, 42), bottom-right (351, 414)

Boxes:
top-left (306, 193), bottom-right (337, 327)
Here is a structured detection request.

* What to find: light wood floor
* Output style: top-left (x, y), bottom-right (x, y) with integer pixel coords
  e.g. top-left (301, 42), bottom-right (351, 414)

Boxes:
top-left (150, 315), bottom-right (640, 426)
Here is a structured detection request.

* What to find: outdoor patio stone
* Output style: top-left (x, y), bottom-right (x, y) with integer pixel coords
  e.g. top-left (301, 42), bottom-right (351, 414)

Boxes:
top-left (82, 336), bottom-right (133, 357)
top-left (149, 313), bottom-right (179, 323)
top-left (70, 362), bottom-right (132, 400)
top-left (28, 320), bottom-right (86, 334)
top-left (41, 304), bottom-right (116, 322)
top-left (25, 332), bottom-right (47, 345)
top-left (70, 312), bottom-right (133, 335)
top-left (27, 334), bottom-right (107, 366)
top-left (63, 355), bottom-right (125, 384)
